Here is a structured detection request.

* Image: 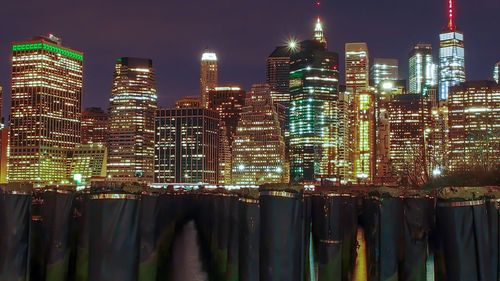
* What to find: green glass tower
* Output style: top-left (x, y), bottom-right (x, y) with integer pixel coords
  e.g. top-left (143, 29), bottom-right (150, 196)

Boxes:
top-left (289, 18), bottom-right (339, 183)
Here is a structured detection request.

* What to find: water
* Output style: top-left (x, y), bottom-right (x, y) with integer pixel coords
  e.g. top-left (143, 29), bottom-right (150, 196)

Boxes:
top-left (169, 221), bottom-right (209, 281)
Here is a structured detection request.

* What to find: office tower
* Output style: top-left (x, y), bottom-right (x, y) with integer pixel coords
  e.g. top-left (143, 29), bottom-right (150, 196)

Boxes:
top-left (200, 50), bottom-right (218, 108)
top-left (387, 94), bottom-right (431, 186)
top-left (176, 96), bottom-right (201, 108)
top-left (0, 128), bottom-right (8, 183)
top-left (494, 62), bottom-right (500, 83)
top-left (439, 0), bottom-right (465, 100)
top-left (374, 79), bottom-right (408, 184)
top-left (336, 89), bottom-right (353, 183)
top-left (352, 91), bottom-right (376, 183)
top-left (70, 144), bottom-right (107, 185)
top-left (345, 43), bottom-right (369, 93)
top-left (231, 84), bottom-right (288, 185)
top-left (448, 81), bottom-right (500, 172)
top-left (81, 107), bottom-right (108, 145)
top-left (107, 57), bottom-right (157, 183)
top-left (207, 86), bottom-right (246, 183)
top-left (266, 46), bottom-right (291, 104)
top-left (155, 107), bottom-right (219, 184)
top-left (289, 20), bottom-right (339, 183)
top-left (370, 58), bottom-right (399, 87)
top-left (9, 35), bottom-right (83, 185)
top-left (409, 44), bottom-right (438, 94)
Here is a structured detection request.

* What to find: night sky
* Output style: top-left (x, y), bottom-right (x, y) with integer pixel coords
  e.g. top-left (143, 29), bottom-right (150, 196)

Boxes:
top-left (0, 0), bottom-right (499, 119)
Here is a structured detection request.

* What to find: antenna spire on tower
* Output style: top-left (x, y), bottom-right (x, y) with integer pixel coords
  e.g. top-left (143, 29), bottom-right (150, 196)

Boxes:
top-left (447, 0), bottom-right (456, 31)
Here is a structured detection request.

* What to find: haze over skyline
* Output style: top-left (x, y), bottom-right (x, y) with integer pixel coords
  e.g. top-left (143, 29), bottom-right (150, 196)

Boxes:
top-left (0, 0), bottom-right (499, 119)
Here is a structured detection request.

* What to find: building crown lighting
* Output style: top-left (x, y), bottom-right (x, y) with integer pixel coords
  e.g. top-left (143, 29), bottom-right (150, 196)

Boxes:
top-left (201, 52), bottom-right (217, 61)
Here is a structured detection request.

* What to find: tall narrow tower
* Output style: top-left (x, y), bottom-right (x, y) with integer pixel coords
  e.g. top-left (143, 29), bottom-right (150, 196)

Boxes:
top-left (345, 43), bottom-right (370, 92)
top-left (439, 0), bottom-right (465, 100)
top-left (107, 57), bottom-right (157, 183)
top-left (409, 44), bottom-right (438, 94)
top-left (200, 50), bottom-right (218, 108)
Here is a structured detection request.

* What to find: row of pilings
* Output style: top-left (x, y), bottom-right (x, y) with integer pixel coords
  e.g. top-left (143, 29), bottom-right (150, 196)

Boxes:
top-left (0, 183), bottom-right (498, 281)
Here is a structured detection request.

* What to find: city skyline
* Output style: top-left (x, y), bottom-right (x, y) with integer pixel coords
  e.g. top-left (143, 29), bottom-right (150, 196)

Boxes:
top-left (0, 0), bottom-right (499, 120)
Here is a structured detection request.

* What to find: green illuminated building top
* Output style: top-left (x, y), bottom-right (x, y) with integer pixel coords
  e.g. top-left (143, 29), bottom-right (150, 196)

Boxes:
top-left (12, 36), bottom-right (83, 61)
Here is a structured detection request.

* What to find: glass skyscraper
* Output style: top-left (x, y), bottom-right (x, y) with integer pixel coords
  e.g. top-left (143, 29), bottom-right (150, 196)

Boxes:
top-left (370, 58), bottom-right (398, 87)
top-left (438, 0), bottom-right (465, 100)
top-left (289, 18), bottom-right (339, 183)
top-left (409, 44), bottom-right (437, 95)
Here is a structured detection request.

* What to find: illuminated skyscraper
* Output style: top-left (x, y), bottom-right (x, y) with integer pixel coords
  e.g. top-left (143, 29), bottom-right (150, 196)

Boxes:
top-left (155, 107), bottom-right (219, 184)
top-left (107, 57), bottom-right (157, 183)
top-left (81, 107), bottom-right (108, 145)
top-left (266, 46), bottom-right (291, 104)
top-left (231, 84), bottom-right (288, 185)
top-left (289, 19), bottom-right (339, 183)
top-left (208, 86), bottom-right (246, 183)
top-left (387, 94), bottom-right (431, 185)
top-left (345, 43), bottom-right (369, 93)
top-left (370, 58), bottom-right (399, 87)
top-left (409, 44), bottom-right (438, 94)
top-left (439, 0), bottom-right (465, 100)
top-left (494, 62), bottom-right (500, 84)
top-left (448, 81), bottom-right (500, 172)
top-left (9, 35), bottom-right (83, 185)
top-left (336, 89), bottom-right (354, 183)
top-left (352, 91), bottom-right (376, 183)
top-left (200, 50), bottom-right (218, 108)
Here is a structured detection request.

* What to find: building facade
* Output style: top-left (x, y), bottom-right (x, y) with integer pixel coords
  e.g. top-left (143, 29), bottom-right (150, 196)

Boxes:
top-left (82, 107), bottom-right (108, 145)
top-left (107, 57), bottom-right (157, 183)
top-left (207, 86), bottom-right (246, 183)
top-left (231, 84), bottom-right (288, 185)
top-left (289, 32), bottom-right (339, 183)
top-left (345, 43), bottom-right (369, 93)
top-left (155, 107), bottom-right (219, 184)
top-left (352, 91), bottom-right (376, 183)
top-left (9, 35), bottom-right (83, 185)
top-left (370, 58), bottom-right (399, 87)
top-left (409, 44), bottom-right (437, 95)
top-left (438, 0), bottom-right (465, 100)
top-left (387, 94), bottom-right (431, 186)
top-left (266, 46), bottom-right (291, 104)
top-left (200, 50), bottom-right (218, 108)
top-left (70, 144), bottom-right (107, 185)
top-left (448, 81), bottom-right (499, 172)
